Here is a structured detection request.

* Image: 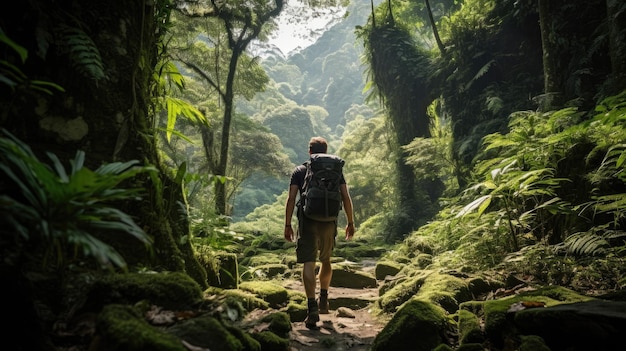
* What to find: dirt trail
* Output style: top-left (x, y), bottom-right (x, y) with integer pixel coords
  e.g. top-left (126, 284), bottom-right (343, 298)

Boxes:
top-left (284, 263), bottom-right (388, 351)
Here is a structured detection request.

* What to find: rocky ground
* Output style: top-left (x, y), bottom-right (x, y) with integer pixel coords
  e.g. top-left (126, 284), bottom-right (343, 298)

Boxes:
top-left (282, 261), bottom-right (389, 351)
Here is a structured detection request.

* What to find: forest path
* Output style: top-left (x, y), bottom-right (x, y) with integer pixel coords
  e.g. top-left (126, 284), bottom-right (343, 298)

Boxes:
top-left (282, 261), bottom-right (388, 351)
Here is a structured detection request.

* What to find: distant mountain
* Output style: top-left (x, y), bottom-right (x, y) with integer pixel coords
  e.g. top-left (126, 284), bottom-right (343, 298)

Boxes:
top-left (250, 0), bottom-right (348, 59)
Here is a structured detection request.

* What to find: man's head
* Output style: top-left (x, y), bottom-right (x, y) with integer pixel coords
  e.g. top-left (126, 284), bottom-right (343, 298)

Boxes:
top-left (308, 136), bottom-right (328, 154)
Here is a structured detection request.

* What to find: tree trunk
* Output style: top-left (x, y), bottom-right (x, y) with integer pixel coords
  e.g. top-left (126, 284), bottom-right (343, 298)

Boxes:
top-left (425, 0), bottom-right (446, 55)
top-left (606, 0), bottom-right (626, 94)
top-left (537, 0), bottom-right (562, 110)
top-left (0, 0), bottom-right (207, 288)
top-left (214, 44), bottom-right (240, 216)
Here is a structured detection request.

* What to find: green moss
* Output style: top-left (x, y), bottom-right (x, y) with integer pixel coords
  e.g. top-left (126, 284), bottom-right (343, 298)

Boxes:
top-left (375, 260), bottom-right (403, 280)
top-left (371, 299), bottom-right (449, 351)
top-left (378, 274), bottom-right (428, 312)
top-left (280, 255), bottom-right (298, 269)
top-left (251, 264), bottom-right (289, 279)
top-left (467, 276), bottom-right (503, 297)
top-left (86, 272), bottom-right (203, 311)
top-left (239, 281), bottom-right (289, 308)
top-left (166, 315), bottom-right (243, 351)
top-left (334, 245), bottom-right (387, 260)
top-left (97, 304), bottom-right (185, 351)
top-left (207, 252), bottom-right (239, 289)
top-left (519, 335), bottom-right (551, 351)
top-left (417, 272), bottom-right (472, 310)
top-left (224, 325), bottom-right (262, 351)
top-left (483, 286), bottom-right (592, 349)
top-left (459, 300), bottom-right (485, 316)
top-left (219, 289), bottom-right (270, 311)
top-left (251, 331), bottom-right (290, 351)
top-left (330, 266), bottom-right (377, 288)
top-left (415, 253), bottom-right (433, 268)
top-left (261, 312), bottom-right (292, 338)
top-left (433, 345), bottom-right (454, 351)
top-left (245, 252), bottom-right (283, 266)
top-left (281, 300), bottom-right (307, 322)
top-left (458, 309), bottom-right (484, 344)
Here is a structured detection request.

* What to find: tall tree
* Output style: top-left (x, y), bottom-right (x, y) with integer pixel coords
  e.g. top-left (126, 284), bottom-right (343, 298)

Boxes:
top-left (175, 0), bottom-right (284, 216)
top-left (537, 0), bottom-right (563, 110)
top-left (358, 5), bottom-right (441, 241)
top-left (1, 0), bottom-right (209, 347)
top-left (606, 0), bottom-right (626, 94)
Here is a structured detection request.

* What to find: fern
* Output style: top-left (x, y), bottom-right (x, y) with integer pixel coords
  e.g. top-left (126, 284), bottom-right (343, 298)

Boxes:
top-left (565, 231), bottom-right (609, 256)
top-left (55, 24), bottom-right (105, 81)
top-left (0, 129), bottom-right (155, 269)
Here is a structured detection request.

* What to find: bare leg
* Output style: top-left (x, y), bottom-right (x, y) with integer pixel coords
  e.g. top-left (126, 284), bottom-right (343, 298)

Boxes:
top-left (318, 259), bottom-right (332, 290)
top-left (302, 261), bottom-right (317, 298)
top-left (303, 261), bottom-right (320, 328)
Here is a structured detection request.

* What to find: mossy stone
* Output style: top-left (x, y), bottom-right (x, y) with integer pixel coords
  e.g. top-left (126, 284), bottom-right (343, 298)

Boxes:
top-left (97, 304), bottom-right (185, 351)
top-left (167, 315), bottom-right (244, 351)
top-left (371, 299), bottom-right (448, 351)
top-left (251, 331), bottom-right (290, 351)
top-left (86, 272), bottom-right (203, 311)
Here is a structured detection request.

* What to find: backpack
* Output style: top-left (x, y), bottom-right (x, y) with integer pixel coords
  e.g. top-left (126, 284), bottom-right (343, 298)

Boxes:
top-left (300, 153), bottom-right (345, 222)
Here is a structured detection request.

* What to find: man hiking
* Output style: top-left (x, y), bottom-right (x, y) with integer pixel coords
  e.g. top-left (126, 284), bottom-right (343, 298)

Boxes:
top-left (283, 136), bottom-right (355, 329)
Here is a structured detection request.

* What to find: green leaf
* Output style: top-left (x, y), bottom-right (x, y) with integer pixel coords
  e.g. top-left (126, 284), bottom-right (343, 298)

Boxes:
top-left (456, 195), bottom-right (492, 218)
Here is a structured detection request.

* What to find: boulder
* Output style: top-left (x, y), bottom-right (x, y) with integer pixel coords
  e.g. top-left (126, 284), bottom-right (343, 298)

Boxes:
top-left (331, 265), bottom-right (377, 288)
top-left (514, 299), bottom-right (626, 350)
top-left (371, 299), bottom-right (450, 351)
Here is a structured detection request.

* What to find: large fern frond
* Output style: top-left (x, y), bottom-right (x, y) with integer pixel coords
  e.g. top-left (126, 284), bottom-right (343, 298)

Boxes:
top-left (55, 24), bottom-right (105, 81)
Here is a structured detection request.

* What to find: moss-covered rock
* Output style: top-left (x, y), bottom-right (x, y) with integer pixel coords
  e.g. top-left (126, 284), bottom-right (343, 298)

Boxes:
top-left (518, 335), bottom-right (550, 351)
top-left (224, 325), bottom-right (262, 351)
top-left (457, 309), bottom-right (484, 344)
top-left (334, 245), bottom-right (388, 261)
top-left (415, 253), bottom-right (433, 268)
top-left (260, 311), bottom-right (292, 338)
top-left (280, 255), bottom-right (298, 269)
top-left (95, 304), bottom-right (185, 351)
top-left (514, 299), bottom-right (626, 350)
top-left (209, 252), bottom-right (239, 289)
top-left (378, 271), bottom-right (430, 312)
top-left (467, 276), bottom-right (504, 298)
top-left (250, 264), bottom-right (289, 279)
top-left (416, 272), bottom-right (473, 313)
top-left (243, 252), bottom-right (284, 267)
top-left (251, 331), bottom-right (290, 351)
top-left (280, 289), bottom-right (307, 322)
top-left (483, 286), bottom-right (593, 349)
top-left (239, 281), bottom-right (289, 308)
top-left (330, 265), bottom-right (377, 288)
top-left (85, 272), bottom-right (203, 312)
top-left (281, 300), bottom-right (307, 322)
top-left (375, 260), bottom-right (403, 280)
top-left (166, 315), bottom-right (246, 351)
top-left (371, 299), bottom-right (450, 351)
top-left (215, 288), bottom-right (270, 311)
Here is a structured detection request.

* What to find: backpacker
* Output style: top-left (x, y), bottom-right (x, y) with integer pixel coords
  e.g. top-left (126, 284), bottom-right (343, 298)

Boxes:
top-left (300, 153), bottom-right (345, 222)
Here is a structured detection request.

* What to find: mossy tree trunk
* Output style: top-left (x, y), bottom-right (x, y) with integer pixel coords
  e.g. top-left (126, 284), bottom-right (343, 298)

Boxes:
top-left (0, 0), bottom-right (207, 288)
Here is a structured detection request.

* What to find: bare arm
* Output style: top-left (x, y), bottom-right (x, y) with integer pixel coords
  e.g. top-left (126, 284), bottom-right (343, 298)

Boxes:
top-left (284, 184), bottom-right (299, 242)
top-left (340, 183), bottom-right (355, 240)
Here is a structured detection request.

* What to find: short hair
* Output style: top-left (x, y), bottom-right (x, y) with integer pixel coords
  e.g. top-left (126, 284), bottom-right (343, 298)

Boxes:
top-left (308, 136), bottom-right (328, 154)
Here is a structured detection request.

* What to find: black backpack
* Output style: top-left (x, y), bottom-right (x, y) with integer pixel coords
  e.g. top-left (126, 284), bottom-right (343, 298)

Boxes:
top-left (300, 153), bottom-right (345, 222)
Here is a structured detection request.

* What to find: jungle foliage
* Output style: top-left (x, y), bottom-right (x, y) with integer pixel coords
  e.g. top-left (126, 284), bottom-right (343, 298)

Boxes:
top-left (2, 0), bottom-right (626, 337)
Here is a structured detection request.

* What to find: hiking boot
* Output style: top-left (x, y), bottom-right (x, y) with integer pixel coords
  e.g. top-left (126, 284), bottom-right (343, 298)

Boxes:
top-left (305, 309), bottom-right (320, 329)
top-left (318, 295), bottom-right (329, 314)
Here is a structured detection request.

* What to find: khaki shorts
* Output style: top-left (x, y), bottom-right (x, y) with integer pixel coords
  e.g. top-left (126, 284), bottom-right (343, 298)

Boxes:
top-left (296, 216), bottom-right (337, 263)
